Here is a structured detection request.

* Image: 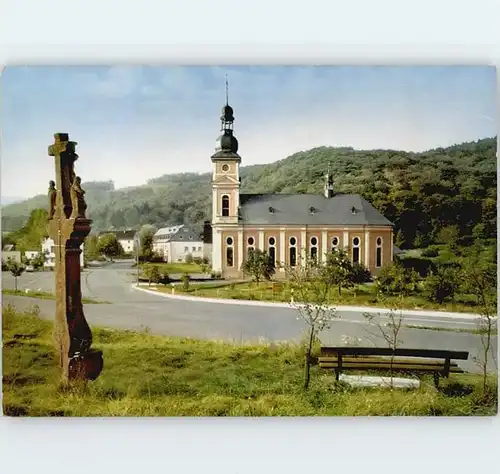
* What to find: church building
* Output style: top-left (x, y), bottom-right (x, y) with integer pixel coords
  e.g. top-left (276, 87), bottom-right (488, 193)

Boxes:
top-left (209, 92), bottom-right (394, 279)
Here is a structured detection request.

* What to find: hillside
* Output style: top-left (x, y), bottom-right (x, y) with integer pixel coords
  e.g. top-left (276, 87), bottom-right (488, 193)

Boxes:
top-left (1, 138), bottom-right (497, 248)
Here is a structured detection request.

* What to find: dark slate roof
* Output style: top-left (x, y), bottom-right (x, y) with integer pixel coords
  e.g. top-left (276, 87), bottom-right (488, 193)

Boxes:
top-left (239, 193), bottom-right (393, 226)
top-left (154, 225), bottom-right (202, 243)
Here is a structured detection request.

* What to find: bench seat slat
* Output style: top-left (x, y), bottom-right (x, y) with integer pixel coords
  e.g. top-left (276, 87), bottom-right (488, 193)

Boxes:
top-left (319, 362), bottom-right (464, 373)
top-left (318, 356), bottom-right (458, 366)
top-left (320, 347), bottom-right (469, 360)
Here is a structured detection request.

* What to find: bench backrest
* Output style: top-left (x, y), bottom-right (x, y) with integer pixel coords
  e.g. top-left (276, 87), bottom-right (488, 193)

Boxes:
top-left (320, 346), bottom-right (469, 360)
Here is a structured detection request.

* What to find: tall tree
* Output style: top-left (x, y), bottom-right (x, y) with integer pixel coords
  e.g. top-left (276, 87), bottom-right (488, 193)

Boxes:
top-left (242, 248), bottom-right (275, 283)
top-left (8, 259), bottom-right (25, 291)
top-left (139, 224), bottom-right (156, 261)
top-left (97, 233), bottom-right (122, 262)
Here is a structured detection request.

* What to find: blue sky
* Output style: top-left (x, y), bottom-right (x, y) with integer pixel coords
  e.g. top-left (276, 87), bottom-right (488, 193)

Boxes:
top-left (1, 65), bottom-right (497, 198)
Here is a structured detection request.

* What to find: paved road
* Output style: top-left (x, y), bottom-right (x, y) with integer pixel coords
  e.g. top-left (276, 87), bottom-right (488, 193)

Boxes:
top-left (2, 261), bottom-right (498, 373)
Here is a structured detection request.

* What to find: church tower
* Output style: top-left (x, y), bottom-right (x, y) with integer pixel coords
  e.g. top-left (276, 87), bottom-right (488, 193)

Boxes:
top-left (211, 78), bottom-right (241, 225)
top-left (210, 77), bottom-right (241, 272)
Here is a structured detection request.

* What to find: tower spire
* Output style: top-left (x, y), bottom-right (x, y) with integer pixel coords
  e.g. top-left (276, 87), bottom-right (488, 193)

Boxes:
top-left (225, 74), bottom-right (229, 106)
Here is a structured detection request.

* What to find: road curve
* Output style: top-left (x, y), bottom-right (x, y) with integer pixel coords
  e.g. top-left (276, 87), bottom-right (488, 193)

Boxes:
top-left (2, 261), bottom-right (497, 373)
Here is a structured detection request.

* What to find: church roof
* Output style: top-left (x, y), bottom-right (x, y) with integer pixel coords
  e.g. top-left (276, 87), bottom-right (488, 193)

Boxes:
top-left (238, 193), bottom-right (393, 226)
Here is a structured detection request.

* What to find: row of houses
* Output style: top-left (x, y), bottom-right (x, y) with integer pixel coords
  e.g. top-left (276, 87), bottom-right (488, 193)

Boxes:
top-left (2, 238), bottom-right (84, 269)
top-left (95, 226), bottom-right (206, 263)
top-left (2, 226), bottom-right (207, 268)
top-left (91, 227), bottom-right (206, 262)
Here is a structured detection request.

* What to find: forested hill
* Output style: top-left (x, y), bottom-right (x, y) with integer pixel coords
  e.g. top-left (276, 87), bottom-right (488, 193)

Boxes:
top-left (1, 137), bottom-right (497, 249)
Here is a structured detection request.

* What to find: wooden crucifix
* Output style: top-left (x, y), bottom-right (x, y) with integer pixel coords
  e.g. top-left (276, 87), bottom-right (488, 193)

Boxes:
top-left (47, 133), bottom-right (103, 383)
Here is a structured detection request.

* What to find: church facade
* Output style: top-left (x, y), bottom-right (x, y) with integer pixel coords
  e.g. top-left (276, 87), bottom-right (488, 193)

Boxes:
top-left (209, 98), bottom-right (394, 279)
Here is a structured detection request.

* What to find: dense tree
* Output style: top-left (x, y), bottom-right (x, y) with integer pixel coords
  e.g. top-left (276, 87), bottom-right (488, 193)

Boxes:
top-left (97, 233), bottom-right (122, 262)
top-left (242, 248), bottom-right (275, 282)
top-left (84, 234), bottom-right (101, 261)
top-left (376, 263), bottom-right (420, 297)
top-left (6, 209), bottom-right (49, 252)
top-left (424, 265), bottom-right (460, 304)
top-left (139, 224), bottom-right (156, 261)
top-left (321, 248), bottom-right (355, 296)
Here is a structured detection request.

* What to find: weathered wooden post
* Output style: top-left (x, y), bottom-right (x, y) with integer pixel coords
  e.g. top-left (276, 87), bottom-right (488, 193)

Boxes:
top-left (47, 133), bottom-right (103, 383)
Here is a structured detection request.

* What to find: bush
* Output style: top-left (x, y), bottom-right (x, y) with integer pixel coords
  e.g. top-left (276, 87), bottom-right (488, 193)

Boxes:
top-left (181, 273), bottom-right (190, 291)
top-left (184, 253), bottom-right (194, 264)
top-left (399, 256), bottom-right (436, 277)
top-left (193, 257), bottom-right (202, 264)
top-left (351, 262), bottom-right (372, 283)
top-left (211, 270), bottom-right (222, 280)
top-left (377, 263), bottom-right (420, 296)
top-left (421, 246), bottom-right (439, 258)
top-left (425, 265), bottom-right (460, 304)
top-left (158, 272), bottom-right (170, 286)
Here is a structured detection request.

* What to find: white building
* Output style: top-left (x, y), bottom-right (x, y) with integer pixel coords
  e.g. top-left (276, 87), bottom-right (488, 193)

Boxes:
top-left (42, 237), bottom-right (84, 268)
top-left (25, 250), bottom-right (40, 261)
top-left (153, 225), bottom-right (204, 263)
top-left (98, 230), bottom-right (137, 254)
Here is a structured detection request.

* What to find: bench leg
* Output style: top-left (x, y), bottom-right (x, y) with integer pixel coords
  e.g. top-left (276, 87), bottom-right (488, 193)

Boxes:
top-left (433, 373), bottom-right (440, 389)
top-left (335, 369), bottom-right (340, 382)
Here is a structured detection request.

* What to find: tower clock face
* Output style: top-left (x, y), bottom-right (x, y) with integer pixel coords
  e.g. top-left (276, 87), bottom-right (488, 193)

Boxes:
top-left (222, 164), bottom-right (230, 172)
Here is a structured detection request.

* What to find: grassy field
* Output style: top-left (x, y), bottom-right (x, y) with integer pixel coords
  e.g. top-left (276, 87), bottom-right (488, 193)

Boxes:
top-left (3, 304), bottom-right (497, 416)
top-left (139, 262), bottom-right (204, 274)
top-left (152, 280), bottom-right (489, 314)
top-left (2, 289), bottom-right (109, 304)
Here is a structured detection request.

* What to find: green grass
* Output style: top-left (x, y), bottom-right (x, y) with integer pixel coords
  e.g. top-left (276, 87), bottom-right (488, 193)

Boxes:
top-left (138, 262), bottom-right (204, 274)
top-left (2, 289), bottom-right (109, 304)
top-left (3, 304), bottom-right (497, 417)
top-left (151, 281), bottom-right (489, 314)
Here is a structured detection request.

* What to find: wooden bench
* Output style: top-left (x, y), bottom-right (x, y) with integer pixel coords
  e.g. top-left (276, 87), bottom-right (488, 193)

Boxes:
top-left (318, 346), bottom-right (469, 388)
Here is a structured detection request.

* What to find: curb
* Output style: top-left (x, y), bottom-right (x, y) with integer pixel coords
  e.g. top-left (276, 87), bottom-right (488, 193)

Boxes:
top-left (131, 284), bottom-right (485, 320)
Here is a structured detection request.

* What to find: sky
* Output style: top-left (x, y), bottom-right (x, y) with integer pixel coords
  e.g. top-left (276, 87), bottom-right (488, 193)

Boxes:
top-left (0, 65), bottom-right (497, 199)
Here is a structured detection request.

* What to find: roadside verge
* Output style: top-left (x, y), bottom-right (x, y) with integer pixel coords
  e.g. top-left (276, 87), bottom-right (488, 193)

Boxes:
top-left (131, 284), bottom-right (486, 320)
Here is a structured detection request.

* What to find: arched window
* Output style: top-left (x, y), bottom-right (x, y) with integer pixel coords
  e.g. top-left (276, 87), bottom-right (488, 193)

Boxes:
top-left (352, 236), bottom-right (360, 264)
top-left (376, 236), bottom-right (383, 267)
top-left (331, 236), bottom-right (339, 253)
top-left (289, 236), bottom-right (297, 267)
top-left (268, 236), bottom-right (276, 267)
top-left (310, 236), bottom-right (318, 261)
top-left (221, 195), bottom-right (230, 217)
top-left (247, 236), bottom-right (255, 258)
top-left (226, 236), bottom-right (234, 267)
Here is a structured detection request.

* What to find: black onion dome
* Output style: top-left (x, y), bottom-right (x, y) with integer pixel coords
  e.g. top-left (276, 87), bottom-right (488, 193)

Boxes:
top-left (215, 130), bottom-right (238, 153)
top-left (221, 104), bottom-right (234, 122)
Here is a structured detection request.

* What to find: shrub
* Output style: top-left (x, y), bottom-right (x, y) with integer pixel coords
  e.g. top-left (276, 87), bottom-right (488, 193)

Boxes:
top-left (193, 257), bottom-right (202, 264)
top-left (242, 248), bottom-right (275, 282)
top-left (158, 272), bottom-right (170, 286)
top-left (377, 263), bottom-right (420, 296)
top-left (425, 265), bottom-right (460, 304)
top-left (184, 253), bottom-right (194, 264)
top-left (399, 256), bottom-right (436, 277)
top-left (181, 273), bottom-right (190, 291)
top-left (351, 262), bottom-right (372, 283)
top-left (421, 246), bottom-right (439, 258)
top-left (211, 270), bottom-right (222, 280)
